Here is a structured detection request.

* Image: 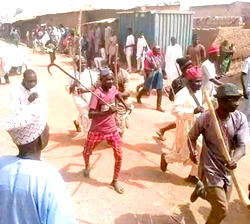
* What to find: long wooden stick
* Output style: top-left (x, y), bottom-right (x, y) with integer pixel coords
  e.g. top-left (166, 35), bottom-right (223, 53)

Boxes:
top-left (77, 8), bottom-right (83, 74)
top-left (114, 44), bottom-right (119, 88)
top-left (47, 63), bottom-right (111, 107)
top-left (204, 90), bottom-right (250, 208)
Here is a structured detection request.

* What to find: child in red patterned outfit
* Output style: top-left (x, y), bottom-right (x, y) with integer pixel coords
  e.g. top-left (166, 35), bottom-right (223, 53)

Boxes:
top-left (82, 67), bottom-right (130, 194)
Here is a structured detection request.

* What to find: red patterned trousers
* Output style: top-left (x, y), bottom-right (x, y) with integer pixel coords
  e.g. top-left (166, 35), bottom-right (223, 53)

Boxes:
top-left (83, 130), bottom-right (122, 181)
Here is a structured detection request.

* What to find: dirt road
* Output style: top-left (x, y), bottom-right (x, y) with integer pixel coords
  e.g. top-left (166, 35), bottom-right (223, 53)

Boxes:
top-left (0, 40), bottom-right (249, 224)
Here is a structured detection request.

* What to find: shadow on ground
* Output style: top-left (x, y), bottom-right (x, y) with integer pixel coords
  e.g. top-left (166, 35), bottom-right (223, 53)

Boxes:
top-left (120, 165), bottom-right (193, 189)
top-left (114, 203), bottom-right (199, 224)
top-left (198, 199), bottom-right (250, 224)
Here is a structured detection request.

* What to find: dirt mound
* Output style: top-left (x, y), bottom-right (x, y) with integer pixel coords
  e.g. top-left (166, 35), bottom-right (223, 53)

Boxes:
top-left (214, 27), bottom-right (250, 60)
top-left (195, 27), bottom-right (250, 60)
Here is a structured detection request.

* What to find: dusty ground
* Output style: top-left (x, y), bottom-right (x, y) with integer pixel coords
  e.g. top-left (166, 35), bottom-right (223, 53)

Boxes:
top-left (0, 40), bottom-right (250, 224)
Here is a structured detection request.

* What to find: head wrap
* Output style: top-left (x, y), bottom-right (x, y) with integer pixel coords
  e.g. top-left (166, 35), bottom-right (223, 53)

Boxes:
top-left (208, 45), bottom-right (220, 55)
top-left (99, 67), bottom-right (112, 76)
top-left (151, 44), bottom-right (161, 56)
top-left (185, 66), bottom-right (202, 81)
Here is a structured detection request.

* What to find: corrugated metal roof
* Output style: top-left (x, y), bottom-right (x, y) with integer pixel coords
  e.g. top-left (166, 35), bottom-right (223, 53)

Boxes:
top-left (84, 18), bottom-right (117, 25)
top-left (5, 4), bottom-right (96, 24)
top-left (117, 10), bottom-right (194, 14)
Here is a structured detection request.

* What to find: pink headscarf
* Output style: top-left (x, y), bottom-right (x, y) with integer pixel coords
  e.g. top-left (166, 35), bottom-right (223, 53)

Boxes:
top-left (208, 45), bottom-right (220, 55)
top-left (185, 66), bottom-right (202, 81)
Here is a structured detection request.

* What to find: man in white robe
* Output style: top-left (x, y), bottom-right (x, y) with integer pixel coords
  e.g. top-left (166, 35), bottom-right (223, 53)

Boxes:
top-left (68, 57), bottom-right (99, 137)
top-left (160, 66), bottom-right (204, 184)
top-left (165, 36), bottom-right (182, 84)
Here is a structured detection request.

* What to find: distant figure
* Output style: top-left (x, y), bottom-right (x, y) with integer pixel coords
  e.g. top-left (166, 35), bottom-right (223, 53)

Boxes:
top-left (94, 24), bottom-right (102, 55)
top-left (68, 57), bottom-right (99, 136)
top-left (136, 45), bottom-right (167, 112)
top-left (165, 36), bottom-right (183, 83)
top-left (26, 30), bottom-right (32, 48)
top-left (201, 45), bottom-right (223, 97)
top-left (80, 29), bottom-right (88, 59)
top-left (87, 25), bottom-right (95, 67)
top-left (108, 30), bottom-right (118, 65)
top-left (186, 34), bottom-right (206, 66)
top-left (45, 37), bottom-right (57, 64)
top-left (219, 40), bottom-right (235, 75)
top-left (110, 58), bottom-right (132, 137)
top-left (240, 55), bottom-right (250, 131)
top-left (156, 57), bottom-right (193, 141)
top-left (94, 41), bottom-right (107, 69)
top-left (136, 32), bottom-right (147, 72)
top-left (104, 25), bottom-right (112, 56)
top-left (124, 28), bottom-right (135, 73)
top-left (9, 39), bottom-right (28, 75)
top-left (10, 28), bottom-right (20, 46)
top-left (0, 47), bottom-right (11, 84)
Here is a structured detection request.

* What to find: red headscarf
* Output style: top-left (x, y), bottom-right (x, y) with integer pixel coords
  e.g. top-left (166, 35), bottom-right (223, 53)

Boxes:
top-left (185, 66), bottom-right (202, 81)
top-left (208, 45), bottom-right (220, 55)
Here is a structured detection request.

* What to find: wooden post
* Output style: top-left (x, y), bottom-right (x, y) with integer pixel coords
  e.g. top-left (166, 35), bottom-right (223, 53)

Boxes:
top-left (77, 9), bottom-right (83, 73)
top-left (114, 44), bottom-right (119, 88)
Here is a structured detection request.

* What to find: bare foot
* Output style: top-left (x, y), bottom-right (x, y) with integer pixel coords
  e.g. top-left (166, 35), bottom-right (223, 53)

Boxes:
top-left (111, 180), bottom-right (124, 194)
top-left (83, 167), bottom-right (90, 178)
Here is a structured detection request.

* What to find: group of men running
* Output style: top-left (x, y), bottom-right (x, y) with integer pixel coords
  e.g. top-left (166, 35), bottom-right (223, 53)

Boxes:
top-left (0, 30), bottom-right (250, 224)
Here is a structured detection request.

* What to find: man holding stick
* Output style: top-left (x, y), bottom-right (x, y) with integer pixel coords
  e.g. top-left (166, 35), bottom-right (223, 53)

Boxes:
top-left (82, 67), bottom-right (130, 194)
top-left (160, 66), bottom-right (204, 184)
top-left (136, 45), bottom-right (167, 112)
top-left (188, 83), bottom-right (248, 224)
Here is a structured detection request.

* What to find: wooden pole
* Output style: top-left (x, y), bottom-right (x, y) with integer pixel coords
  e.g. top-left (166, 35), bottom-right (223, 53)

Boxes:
top-left (204, 90), bottom-right (250, 208)
top-left (114, 43), bottom-right (119, 88)
top-left (77, 9), bottom-right (83, 73)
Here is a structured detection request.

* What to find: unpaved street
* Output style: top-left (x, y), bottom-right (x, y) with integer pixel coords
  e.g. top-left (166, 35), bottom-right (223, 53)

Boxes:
top-left (0, 41), bottom-right (249, 224)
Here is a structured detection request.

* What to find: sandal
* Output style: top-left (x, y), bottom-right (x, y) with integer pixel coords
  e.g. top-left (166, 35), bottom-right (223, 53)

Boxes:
top-left (111, 181), bottom-right (124, 194)
top-left (160, 153), bottom-right (168, 172)
top-left (156, 130), bottom-right (165, 141)
top-left (83, 168), bottom-right (90, 178)
top-left (73, 120), bottom-right (81, 132)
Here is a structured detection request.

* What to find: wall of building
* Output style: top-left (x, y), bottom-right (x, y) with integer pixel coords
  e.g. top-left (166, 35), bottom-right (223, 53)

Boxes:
top-left (131, 5), bottom-right (180, 11)
top-left (193, 16), bottom-right (244, 29)
top-left (190, 2), bottom-right (246, 17)
top-left (194, 27), bottom-right (250, 59)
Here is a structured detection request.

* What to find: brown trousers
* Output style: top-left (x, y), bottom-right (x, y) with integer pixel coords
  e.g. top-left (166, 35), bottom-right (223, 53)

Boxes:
top-left (205, 185), bottom-right (232, 224)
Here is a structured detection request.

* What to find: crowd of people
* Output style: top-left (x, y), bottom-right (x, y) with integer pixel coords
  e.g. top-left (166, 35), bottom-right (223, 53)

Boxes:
top-left (0, 21), bottom-right (250, 224)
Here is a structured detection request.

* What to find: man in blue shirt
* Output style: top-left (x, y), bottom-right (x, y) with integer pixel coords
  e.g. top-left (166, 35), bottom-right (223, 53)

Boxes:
top-left (0, 156), bottom-right (77, 224)
top-left (0, 70), bottom-right (76, 224)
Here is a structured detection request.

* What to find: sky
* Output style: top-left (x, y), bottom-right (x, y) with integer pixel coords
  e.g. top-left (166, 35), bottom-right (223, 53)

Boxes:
top-left (1, 0), bottom-right (250, 17)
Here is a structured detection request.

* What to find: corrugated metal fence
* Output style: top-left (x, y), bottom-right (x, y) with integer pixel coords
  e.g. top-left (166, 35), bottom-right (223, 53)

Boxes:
top-left (118, 11), bottom-right (194, 53)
